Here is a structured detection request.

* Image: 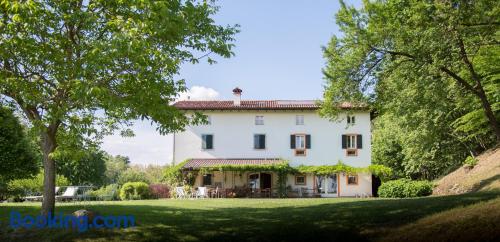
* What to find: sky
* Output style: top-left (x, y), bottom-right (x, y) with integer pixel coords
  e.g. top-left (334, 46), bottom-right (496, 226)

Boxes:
top-left (101, 0), bottom-right (361, 165)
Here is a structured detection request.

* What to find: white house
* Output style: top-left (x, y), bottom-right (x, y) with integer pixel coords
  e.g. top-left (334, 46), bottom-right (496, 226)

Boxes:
top-left (172, 88), bottom-right (373, 197)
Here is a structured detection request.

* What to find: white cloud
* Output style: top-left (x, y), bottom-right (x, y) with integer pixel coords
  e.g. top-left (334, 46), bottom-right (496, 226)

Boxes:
top-left (101, 121), bottom-right (173, 166)
top-left (178, 85), bottom-right (220, 101)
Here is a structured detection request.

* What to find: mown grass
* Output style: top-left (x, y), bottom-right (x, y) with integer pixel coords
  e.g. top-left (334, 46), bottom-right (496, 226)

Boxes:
top-left (0, 191), bottom-right (499, 242)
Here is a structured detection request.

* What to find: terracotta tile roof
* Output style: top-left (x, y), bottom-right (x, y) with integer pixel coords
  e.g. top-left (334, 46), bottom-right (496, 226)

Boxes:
top-left (173, 100), bottom-right (365, 110)
top-left (182, 158), bottom-right (284, 169)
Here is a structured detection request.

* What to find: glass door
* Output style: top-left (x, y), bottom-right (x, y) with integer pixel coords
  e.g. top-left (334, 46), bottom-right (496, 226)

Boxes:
top-left (316, 174), bottom-right (338, 196)
top-left (326, 174), bottom-right (337, 194)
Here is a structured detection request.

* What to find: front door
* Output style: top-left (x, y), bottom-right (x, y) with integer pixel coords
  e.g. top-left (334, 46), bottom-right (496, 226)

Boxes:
top-left (260, 173), bottom-right (272, 189)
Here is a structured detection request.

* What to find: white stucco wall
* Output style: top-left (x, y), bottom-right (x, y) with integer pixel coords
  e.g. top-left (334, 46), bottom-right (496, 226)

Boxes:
top-left (338, 172), bottom-right (372, 197)
top-left (173, 110), bottom-right (371, 168)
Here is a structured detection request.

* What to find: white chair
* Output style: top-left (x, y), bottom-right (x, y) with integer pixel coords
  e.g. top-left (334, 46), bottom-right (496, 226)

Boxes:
top-left (56, 186), bottom-right (79, 201)
top-left (175, 187), bottom-right (186, 199)
top-left (211, 187), bottom-right (220, 198)
top-left (196, 187), bottom-right (208, 199)
top-left (25, 186), bottom-right (60, 202)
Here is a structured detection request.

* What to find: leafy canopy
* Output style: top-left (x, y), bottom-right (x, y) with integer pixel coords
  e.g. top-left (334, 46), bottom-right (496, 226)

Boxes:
top-left (0, 0), bottom-right (239, 145)
top-left (321, 0), bottom-right (499, 140)
top-left (0, 106), bottom-right (39, 182)
top-left (0, 0), bottom-right (238, 213)
top-left (55, 149), bottom-right (106, 186)
top-left (322, 0), bottom-right (499, 179)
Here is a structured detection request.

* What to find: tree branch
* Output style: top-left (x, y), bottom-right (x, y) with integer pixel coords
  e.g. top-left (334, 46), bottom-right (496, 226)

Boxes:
top-left (371, 46), bottom-right (479, 94)
top-left (455, 31), bottom-right (482, 90)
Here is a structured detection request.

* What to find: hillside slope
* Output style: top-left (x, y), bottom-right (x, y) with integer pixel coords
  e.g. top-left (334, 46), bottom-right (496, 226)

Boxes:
top-left (433, 147), bottom-right (500, 195)
top-left (379, 197), bottom-right (500, 242)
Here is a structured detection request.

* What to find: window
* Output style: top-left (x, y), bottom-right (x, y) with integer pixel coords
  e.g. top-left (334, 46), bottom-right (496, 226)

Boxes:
top-left (296, 115), bottom-right (304, 125)
top-left (255, 116), bottom-right (264, 125)
top-left (254, 134), bottom-right (266, 149)
top-left (342, 134), bottom-right (362, 156)
top-left (202, 134), bottom-right (213, 150)
top-left (347, 135), bottom-right (357, 149)
top-left (295, 175), bottom-right (306, 185)
top-left (291, 134), bottom-right (311, 156)
top-left (347, 175), bottom-right (358, 185)
top-left (346, 135), bottom-right (357, 156)
top-left (203, 174), bottom-right (213, 186)
top-left (296, 135), bottom-right (306, 149)
top-left (347, 115), bottom-right (355, 125)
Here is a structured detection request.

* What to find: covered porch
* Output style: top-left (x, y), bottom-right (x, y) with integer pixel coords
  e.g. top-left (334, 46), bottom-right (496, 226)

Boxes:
top-left (182, 158), bottom-right (286, 198)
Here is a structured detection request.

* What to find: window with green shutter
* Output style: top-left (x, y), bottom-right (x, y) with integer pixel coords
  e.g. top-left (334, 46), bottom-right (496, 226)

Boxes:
top-left (254, 134), bottom-right (266, 149)
top-left (202, 134), bottom-right (213, 150)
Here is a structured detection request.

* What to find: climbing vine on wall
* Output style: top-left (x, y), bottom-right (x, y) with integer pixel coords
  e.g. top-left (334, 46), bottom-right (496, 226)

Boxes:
top-left (164, 160), bottom-right (393, 191)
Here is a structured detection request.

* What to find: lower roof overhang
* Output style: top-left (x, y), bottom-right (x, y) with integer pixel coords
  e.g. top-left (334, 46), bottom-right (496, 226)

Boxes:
top-left (182, 158), bottom-right (285, 170)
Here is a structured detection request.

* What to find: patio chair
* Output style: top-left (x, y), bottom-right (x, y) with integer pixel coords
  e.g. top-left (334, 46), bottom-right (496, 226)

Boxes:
top-left (24, 186), bottom-right (60, 202)
top-left (56, 186), bottom-right (79, 202)
top-left (175, 187), bottom-right (187, 199)
top-left (211, 187), bottom-right (220, 198)
top-left (196, 187), bottom-right (208, 199)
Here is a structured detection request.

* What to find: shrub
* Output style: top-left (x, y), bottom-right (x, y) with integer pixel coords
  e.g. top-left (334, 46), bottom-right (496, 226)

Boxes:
top-left (88, 184), bottom-right (119, 201)
top-left (149, 184), bottom-right (170, 199)
top-left (119, 182), bottom-right (151, 200)
top-left (7, 172), bottom-right (70, 201)
top-left (378, 179), bottom-right (434, 198)
top-left (463, 156), bottom-right (478, 167)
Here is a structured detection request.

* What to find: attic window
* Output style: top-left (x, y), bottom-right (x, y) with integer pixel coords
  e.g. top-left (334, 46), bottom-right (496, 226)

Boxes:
top-left (296, 115), bottom-right (304, 125)
top-left (347, 115), bottom-right (355, 125)
top-left (255, 116), bottom-right (264, 125)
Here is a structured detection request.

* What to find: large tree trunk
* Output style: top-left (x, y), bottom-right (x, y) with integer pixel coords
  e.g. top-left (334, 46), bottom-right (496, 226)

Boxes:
top-left (477, 88), bottom-right (500, 143)
top-left (41, 130), bottom-right (57, 217)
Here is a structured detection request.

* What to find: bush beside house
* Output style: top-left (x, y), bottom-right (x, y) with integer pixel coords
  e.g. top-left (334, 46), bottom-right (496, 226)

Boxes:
top-left (149, 184), bottom-right (170, 199)
top-left (378, 179), bottom-right (434, 198)
top-left (119, 182), bottom-right (151, 200)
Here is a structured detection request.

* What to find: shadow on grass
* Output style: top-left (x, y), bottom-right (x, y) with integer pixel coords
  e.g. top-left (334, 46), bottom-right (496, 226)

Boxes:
top-left (471, 174), bottom-right (500, 192)
top-left (0, 191), bottom-right (499, 242)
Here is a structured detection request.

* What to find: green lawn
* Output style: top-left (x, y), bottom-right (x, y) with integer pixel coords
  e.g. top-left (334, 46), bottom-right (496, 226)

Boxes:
top-left (0, 191), bottom-right (499, 242)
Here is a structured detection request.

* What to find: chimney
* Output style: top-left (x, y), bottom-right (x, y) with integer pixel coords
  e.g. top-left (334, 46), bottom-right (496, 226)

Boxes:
top-left (232, 87), bottom-right (242, 106)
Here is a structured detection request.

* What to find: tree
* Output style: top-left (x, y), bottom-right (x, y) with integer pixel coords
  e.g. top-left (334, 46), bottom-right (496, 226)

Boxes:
top-left (116, 164), bottom-right (165, 185)
top-left (117, 167), bottom-right (149, 185)
top-left (371, 75), bottom-right (477, 179)
top-left (56, 149), bottom-right (106, 186)
top-left (0, 106), bottom-right (39, 184)
top-left (143, 165), bottom-right (165, 184)
top-left (104, 154), bottom-right (130, 185)
top-left (321, 0), bottom-right (500, 142)
top-left (0, 0), bottom-right (237, 215)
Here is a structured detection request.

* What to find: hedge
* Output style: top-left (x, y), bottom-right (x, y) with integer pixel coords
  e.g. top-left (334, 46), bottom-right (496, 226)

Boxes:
top-left (378, 179), bottom-right (434, 198)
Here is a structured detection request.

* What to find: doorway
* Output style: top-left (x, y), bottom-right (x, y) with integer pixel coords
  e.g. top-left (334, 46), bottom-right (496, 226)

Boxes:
top-left (248, 172), bottom-right (272, 189)
top-left (260, 173), bottom-right (272, 189)
top-left (316, 174), bottom-right (338, 197)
